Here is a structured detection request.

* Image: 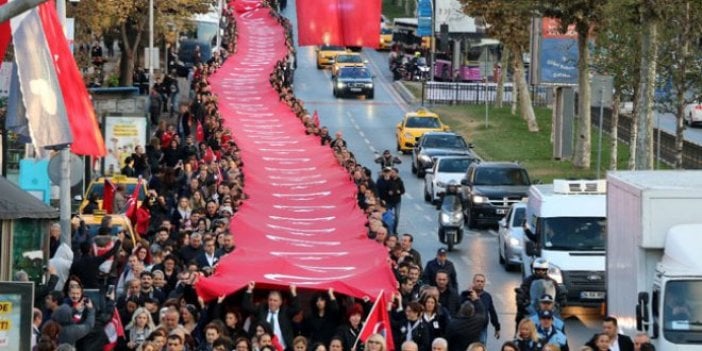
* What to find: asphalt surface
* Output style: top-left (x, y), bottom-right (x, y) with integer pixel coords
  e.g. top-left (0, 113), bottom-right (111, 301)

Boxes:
top-left (281, 3), bottom-right (603, 349)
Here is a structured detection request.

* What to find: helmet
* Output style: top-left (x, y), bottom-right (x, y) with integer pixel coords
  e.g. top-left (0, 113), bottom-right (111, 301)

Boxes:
top-left (414, 51), bottom-right (421, 57)
top-left (532, 258), bottom-right (549, 270)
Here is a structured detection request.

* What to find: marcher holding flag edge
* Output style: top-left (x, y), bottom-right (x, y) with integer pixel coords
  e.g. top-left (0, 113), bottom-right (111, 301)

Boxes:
top-left (355, 290), bottom-right (395, 351)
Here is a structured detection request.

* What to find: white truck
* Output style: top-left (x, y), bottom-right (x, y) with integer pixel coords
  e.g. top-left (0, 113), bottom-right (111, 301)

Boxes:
top-left (607, 171), bottom-right (702, 350)
top-left (522, 179), bottom-right (607, 306)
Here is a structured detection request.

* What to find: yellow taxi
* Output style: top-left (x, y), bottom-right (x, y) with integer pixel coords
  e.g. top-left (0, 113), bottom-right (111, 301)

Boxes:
top-left (379, 27), bottom-right (393, 50)
top-left (76, 212), bottom-right (138, 245)
top-left (79, 175), bottom-right (147, 214)
top-left (331, 53), bottom-right (366, 77)
top-left (395, 108), bottom-right (450, 153)
top-left (316, 45), bottom-right (348, 69)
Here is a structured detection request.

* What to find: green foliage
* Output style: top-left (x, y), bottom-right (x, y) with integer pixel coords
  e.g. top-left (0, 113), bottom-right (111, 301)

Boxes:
top-left (382, 0), bottom-right (407, 21)
top-left (106, 74), bottom-right (120, 87)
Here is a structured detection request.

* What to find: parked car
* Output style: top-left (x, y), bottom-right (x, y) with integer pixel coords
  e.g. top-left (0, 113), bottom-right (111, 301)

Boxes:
top-left (424, 156), bottom-right (478, 203)
top-left (497, 202), bottom-right (527, 272)
top-left (460, 162), bottom-right (531, 228)
top-left (333, 67), bottom-right (374, 99)
top-left (395, 108), bottom-right (449, 153)
top-left (316, 45), bottom-right (348, 69)
top-left (684, 102), bottom-right (702, 127)
top-left (79, 176), bottom-right (147, 214)
top-left (411, 132), bottom-right (473, 177)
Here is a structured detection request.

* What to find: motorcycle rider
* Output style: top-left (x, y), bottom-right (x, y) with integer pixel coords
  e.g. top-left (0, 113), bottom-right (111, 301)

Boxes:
top-left (409, 51), bottom-right (422, 80)
top-left (375, 150), bottom-right (402, 169)
top-left (516, 258), bottom-right (563, 323)
top-left (435, 180), bottom-right (461, 209)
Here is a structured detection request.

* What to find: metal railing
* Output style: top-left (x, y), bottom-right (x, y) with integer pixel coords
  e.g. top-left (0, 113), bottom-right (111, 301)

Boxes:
top-left (422, 81), bottom-right (551, 107)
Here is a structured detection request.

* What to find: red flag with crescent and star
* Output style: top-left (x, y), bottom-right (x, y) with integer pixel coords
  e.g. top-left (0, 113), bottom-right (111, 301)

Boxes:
top-left (358, 291), bottom-right (395, 351)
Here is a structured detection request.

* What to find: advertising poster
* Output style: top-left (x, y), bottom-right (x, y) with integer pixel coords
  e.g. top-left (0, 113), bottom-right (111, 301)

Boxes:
top-left (0, 283), bottom-right (33, 351)
top-left (102, 114), bottom-right (148, 175)
top-left (532, 18), bottom-right (579, 86)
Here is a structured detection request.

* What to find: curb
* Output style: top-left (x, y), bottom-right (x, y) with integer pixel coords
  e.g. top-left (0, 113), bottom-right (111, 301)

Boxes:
top-left (392, 81), bottom-right (417, 105)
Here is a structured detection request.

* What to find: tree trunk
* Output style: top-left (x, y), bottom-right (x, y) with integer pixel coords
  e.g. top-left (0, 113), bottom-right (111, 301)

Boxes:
top-left (404, 0), bottom-right (413, 16)
top-left (511, 60), bottom-right (518, 116)
top-left (119, 49), bottom-right (135, 86)
top-left (513, 52), bottom-right (538, 132)
top-left (495, 47), bottom-right (509, 108)
top-left (609, 92), bottom-right (620, 170)
top-left (674, 2), bottom-right (690, 169)
top-left (573, 30), bottom-right (591, 169)
top-left (628, 85), bottom-right (639, 170)
top-left (635, 19), bottom-right (658, 170)
top-left (118, 18), bottom-right (145, 86)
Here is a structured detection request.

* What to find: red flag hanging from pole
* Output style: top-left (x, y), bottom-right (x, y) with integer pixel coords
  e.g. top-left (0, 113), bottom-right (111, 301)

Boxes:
top-left (103, 307), bottom-right (125, 351)
top-left (125, 177), bottom-right (142, 223)
top-left (357, 290), bottom-right (395, 351)
top-left (103, 178), bottom-right (116, 214)
top-left (296, 0), bottom-right (381, 48)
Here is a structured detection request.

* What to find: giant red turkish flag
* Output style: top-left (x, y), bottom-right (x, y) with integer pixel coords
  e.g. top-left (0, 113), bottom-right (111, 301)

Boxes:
top-left (296, 0), bottom-right (381, 48)
top-left (194, 0), bottom-right (397, 302)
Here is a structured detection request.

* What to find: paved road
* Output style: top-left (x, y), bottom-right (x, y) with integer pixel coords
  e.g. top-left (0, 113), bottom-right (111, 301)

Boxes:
top-left (282, 4), bottom-right (602, 349)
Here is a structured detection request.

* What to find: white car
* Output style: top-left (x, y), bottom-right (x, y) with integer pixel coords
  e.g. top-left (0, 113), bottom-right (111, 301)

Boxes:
top-left (684, 103), bottom-right (702, 127)
top-left (497, 202), bottom-right (526, 272)
top-left (423, 156), bottom-right (477, 203)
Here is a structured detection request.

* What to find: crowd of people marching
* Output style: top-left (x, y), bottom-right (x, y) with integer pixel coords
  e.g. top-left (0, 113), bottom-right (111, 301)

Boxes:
top-left (27, 2), bottom-right (659, 351)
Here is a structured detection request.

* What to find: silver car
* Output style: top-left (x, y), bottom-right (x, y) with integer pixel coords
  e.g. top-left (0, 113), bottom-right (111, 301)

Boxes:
top-left (497, 202), bottom-right (526, 272)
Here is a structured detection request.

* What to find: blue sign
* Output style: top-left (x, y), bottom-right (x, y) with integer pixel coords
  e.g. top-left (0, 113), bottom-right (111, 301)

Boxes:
top-left (538, 38), bottom-right (579, 85)
top-left (19, 159), bottom-right (51, 204)
top-left (417, 0), bottom-right (432, 37)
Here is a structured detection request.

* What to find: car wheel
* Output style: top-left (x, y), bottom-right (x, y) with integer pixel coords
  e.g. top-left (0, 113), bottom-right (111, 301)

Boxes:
top-left (465, 207), bottom-right (477, 229)
top-left (499, 241), bottom-right (506, 265)
top-left (317, 62), bottom-right (323, 69)
top-left (333, 89), bottom-right (337, 97)
top-left (417, 167), bottom-right (425, 178)
top-left (367, 91), bottom-right (374, 99)
top-left (424, 185), bottom-right (431, 202)
top-left (396, 142), bottom-right (402, 152)
top-left (411, 161), bottom-right (417, 174)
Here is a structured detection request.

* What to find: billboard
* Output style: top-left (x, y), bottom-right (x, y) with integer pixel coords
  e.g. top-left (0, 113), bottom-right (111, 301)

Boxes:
top-left (0, 282), bottom-right (33, 351)
top-left (434, 0), bottom-right (477, 33)
top-left (530, 17), bottom-right (579, 86)
top-left (102, 114), bottom-right (148, 175)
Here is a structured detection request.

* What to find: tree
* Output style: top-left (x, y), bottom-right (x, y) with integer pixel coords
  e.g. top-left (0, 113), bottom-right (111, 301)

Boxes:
top-left (70, 0), bottom-right (212, 85)
top-left (634, 0), bottom-right (662, 170)
top-left (540, 0), bottom-right (608, 169)
top-left (654, 1), bottom-right (702, 169)
top-left (462, 0), bottom-right (539, 132)
top-left (591, 0), bottom-right (641, 170)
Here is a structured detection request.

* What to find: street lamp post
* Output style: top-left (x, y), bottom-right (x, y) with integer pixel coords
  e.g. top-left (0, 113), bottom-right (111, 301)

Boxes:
top-left (148, 0), bottom-right (154, 89)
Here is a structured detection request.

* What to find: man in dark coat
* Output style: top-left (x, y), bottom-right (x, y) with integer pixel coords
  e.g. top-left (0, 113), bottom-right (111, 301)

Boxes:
top-left (586, 316), bottom-right (634, 351)
top-left (423, 248), bottom-right (458, 291)
top-left (242, 282), bottom-right (301, 351)
top-left (69, 234), bottom-right (123, 289)
top-left (445, 292), bottom-right (486, 351)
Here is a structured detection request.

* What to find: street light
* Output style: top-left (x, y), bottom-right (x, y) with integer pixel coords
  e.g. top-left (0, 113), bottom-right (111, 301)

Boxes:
top-left (148, 0), bottom-right (154, 89)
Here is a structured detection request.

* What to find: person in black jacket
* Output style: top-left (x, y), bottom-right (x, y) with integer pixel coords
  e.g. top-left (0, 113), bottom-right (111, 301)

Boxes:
top-left (585, 316), bottom-right (634, 351)
top-left (390, 296), bottom-right (431, 351)
top-left (335, 302), bottom-right (365, 351)
top-left (69, 234), bottom-right (123, 289)
top-left (460, 274), bottom-right (501, 345)
top-left (445, 290), bottom-right (486, 351)
top-left (303, 288), bottom-right (340, 346)
top-left (242, 282), bottom-right (300, 351)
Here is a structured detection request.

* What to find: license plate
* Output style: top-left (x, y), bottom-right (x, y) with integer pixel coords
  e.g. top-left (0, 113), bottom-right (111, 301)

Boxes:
top-left (581, 291), bottom-right (605, 299)
top-left (350, 88), bottom-right (362, 92)
top-left (496, 208), bottom-right (507, 215)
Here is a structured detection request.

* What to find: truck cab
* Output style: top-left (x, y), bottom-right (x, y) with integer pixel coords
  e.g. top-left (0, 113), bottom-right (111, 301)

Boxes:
top-left (523, 179), bottom-right (607, 306)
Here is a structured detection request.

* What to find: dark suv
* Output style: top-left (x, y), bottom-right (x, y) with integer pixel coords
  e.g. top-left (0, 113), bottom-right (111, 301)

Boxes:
top-left (411, 132), bottom-right (473, 177)
top-left (460, 162), bottom-right (531, 228)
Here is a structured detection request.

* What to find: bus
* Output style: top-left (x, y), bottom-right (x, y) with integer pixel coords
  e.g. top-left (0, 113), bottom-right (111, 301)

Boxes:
top-left (391, 18), bottom-right (432, 51)
top-left (434, 38), bottom-right (501, 82)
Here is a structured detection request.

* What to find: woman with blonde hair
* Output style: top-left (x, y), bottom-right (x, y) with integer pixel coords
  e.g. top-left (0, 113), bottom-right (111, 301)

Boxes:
top-left (514, 318), bottom-right (543, 351)
top-left (542, 344), bottom-right (561, 351)
top-left (364, 333), bottom-right (387, 351)
top-left (125, 307), bottom-right (156, 350)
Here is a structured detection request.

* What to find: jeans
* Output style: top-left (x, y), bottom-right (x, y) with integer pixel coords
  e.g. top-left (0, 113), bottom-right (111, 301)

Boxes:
top-left (479, 327), bottom-right (487, 344)
top-left (388, 201), bottom-right (401, 233)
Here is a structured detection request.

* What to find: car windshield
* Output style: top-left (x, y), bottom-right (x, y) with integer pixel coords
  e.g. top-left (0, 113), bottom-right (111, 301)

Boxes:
top-left (178, 41), bottom-right (212, 64)
top-left (85, 224), bottom-right (125, 238)
top-left (86, 183), bottom-right (146, 201)
top-left (337, 55), bottom-right (363, 63)
top-left (473, 167), bottom-right (530, 186)
top-left (422, 135), bottom-right (467, 149)
top-left (512, 207), bottom-right (526, 227)
top-left (381, 28), bottom-right (393, 35)
top-left (405, 117), bottom-right (441, 129)
top-left (339, 68), bottom-right (371, 79)
top-left (322, 45), bottom-right (345, 51)
top-left (663, 280), bottom-right (702, 344)
top-left (540, 217), bottom-right (606, 251)
top-left (437, 158), bottom-right (474, 173)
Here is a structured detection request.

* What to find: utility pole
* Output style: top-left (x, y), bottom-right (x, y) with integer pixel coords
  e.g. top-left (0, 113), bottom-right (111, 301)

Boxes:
top-left (0, 0), bottom-right (49, 24)
top-left (56, 0), bottom-right (72, 246)
top-left (148, 0), bottom-right (154, 89)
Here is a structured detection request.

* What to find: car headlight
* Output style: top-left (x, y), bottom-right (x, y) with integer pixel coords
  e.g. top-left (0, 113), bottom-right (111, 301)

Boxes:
top-left (440, 212), bottom-right (463, 224)
top-left (521, 197), bottom-right (529, 202)
top-left (418, 154), bottom-right (431, 163)
top-left (472, 195), bottom-right (488, 204)
top-left (436, 181), bottom-right (447, 188)
top-left (509, 237), bottom-right (521, 247)
top-left (336, 82), bottom-right (345, 89)
top-left (548, 264), bottom-right (564, 284)
top-left (365, 83), bottom-right (373, 88)
top-left (404, 132), bottom-right (413, 139)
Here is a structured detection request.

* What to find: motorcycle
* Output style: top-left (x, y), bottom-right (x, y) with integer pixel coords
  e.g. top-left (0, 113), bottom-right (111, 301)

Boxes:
top-left (414, 57), bottom-right (430, 81)
top-left (437, 193), bottom-right (464, 251)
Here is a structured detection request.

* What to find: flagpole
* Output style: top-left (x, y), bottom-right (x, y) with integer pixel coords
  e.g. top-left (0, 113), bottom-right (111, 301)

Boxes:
top-left (0, 0), bottom-right (50, 24)
top-left (352, 290), bottom-right (385, 350)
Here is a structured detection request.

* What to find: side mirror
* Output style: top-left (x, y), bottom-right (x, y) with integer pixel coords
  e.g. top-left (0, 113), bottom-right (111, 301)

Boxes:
top-left (73, 195), bottom-right (83, 202)
top-left (442, 125), bottom-right (450, 131)
top-left (524, 225), bottom-right (537, 242)
top-left (364, 60), bottom-right (369, 64)
top-left (468, 143), bottom-right (475, 148)
top-left (532, 178), bottom-right (542, 185)
top-left (460, 178), bottom-right (469, 186)
top-left (396, 123), bottom-right (401, 129)
top-left (637, 292), bottom-right (650, 332)
top-left (372, 74), bottom-right (377, 79)
top-left (525, 240), bottom-right (540, 256)
top-left (425, 168), bottom-right (433, 174)
top-left (498, 218), bottom-right (507, 228)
